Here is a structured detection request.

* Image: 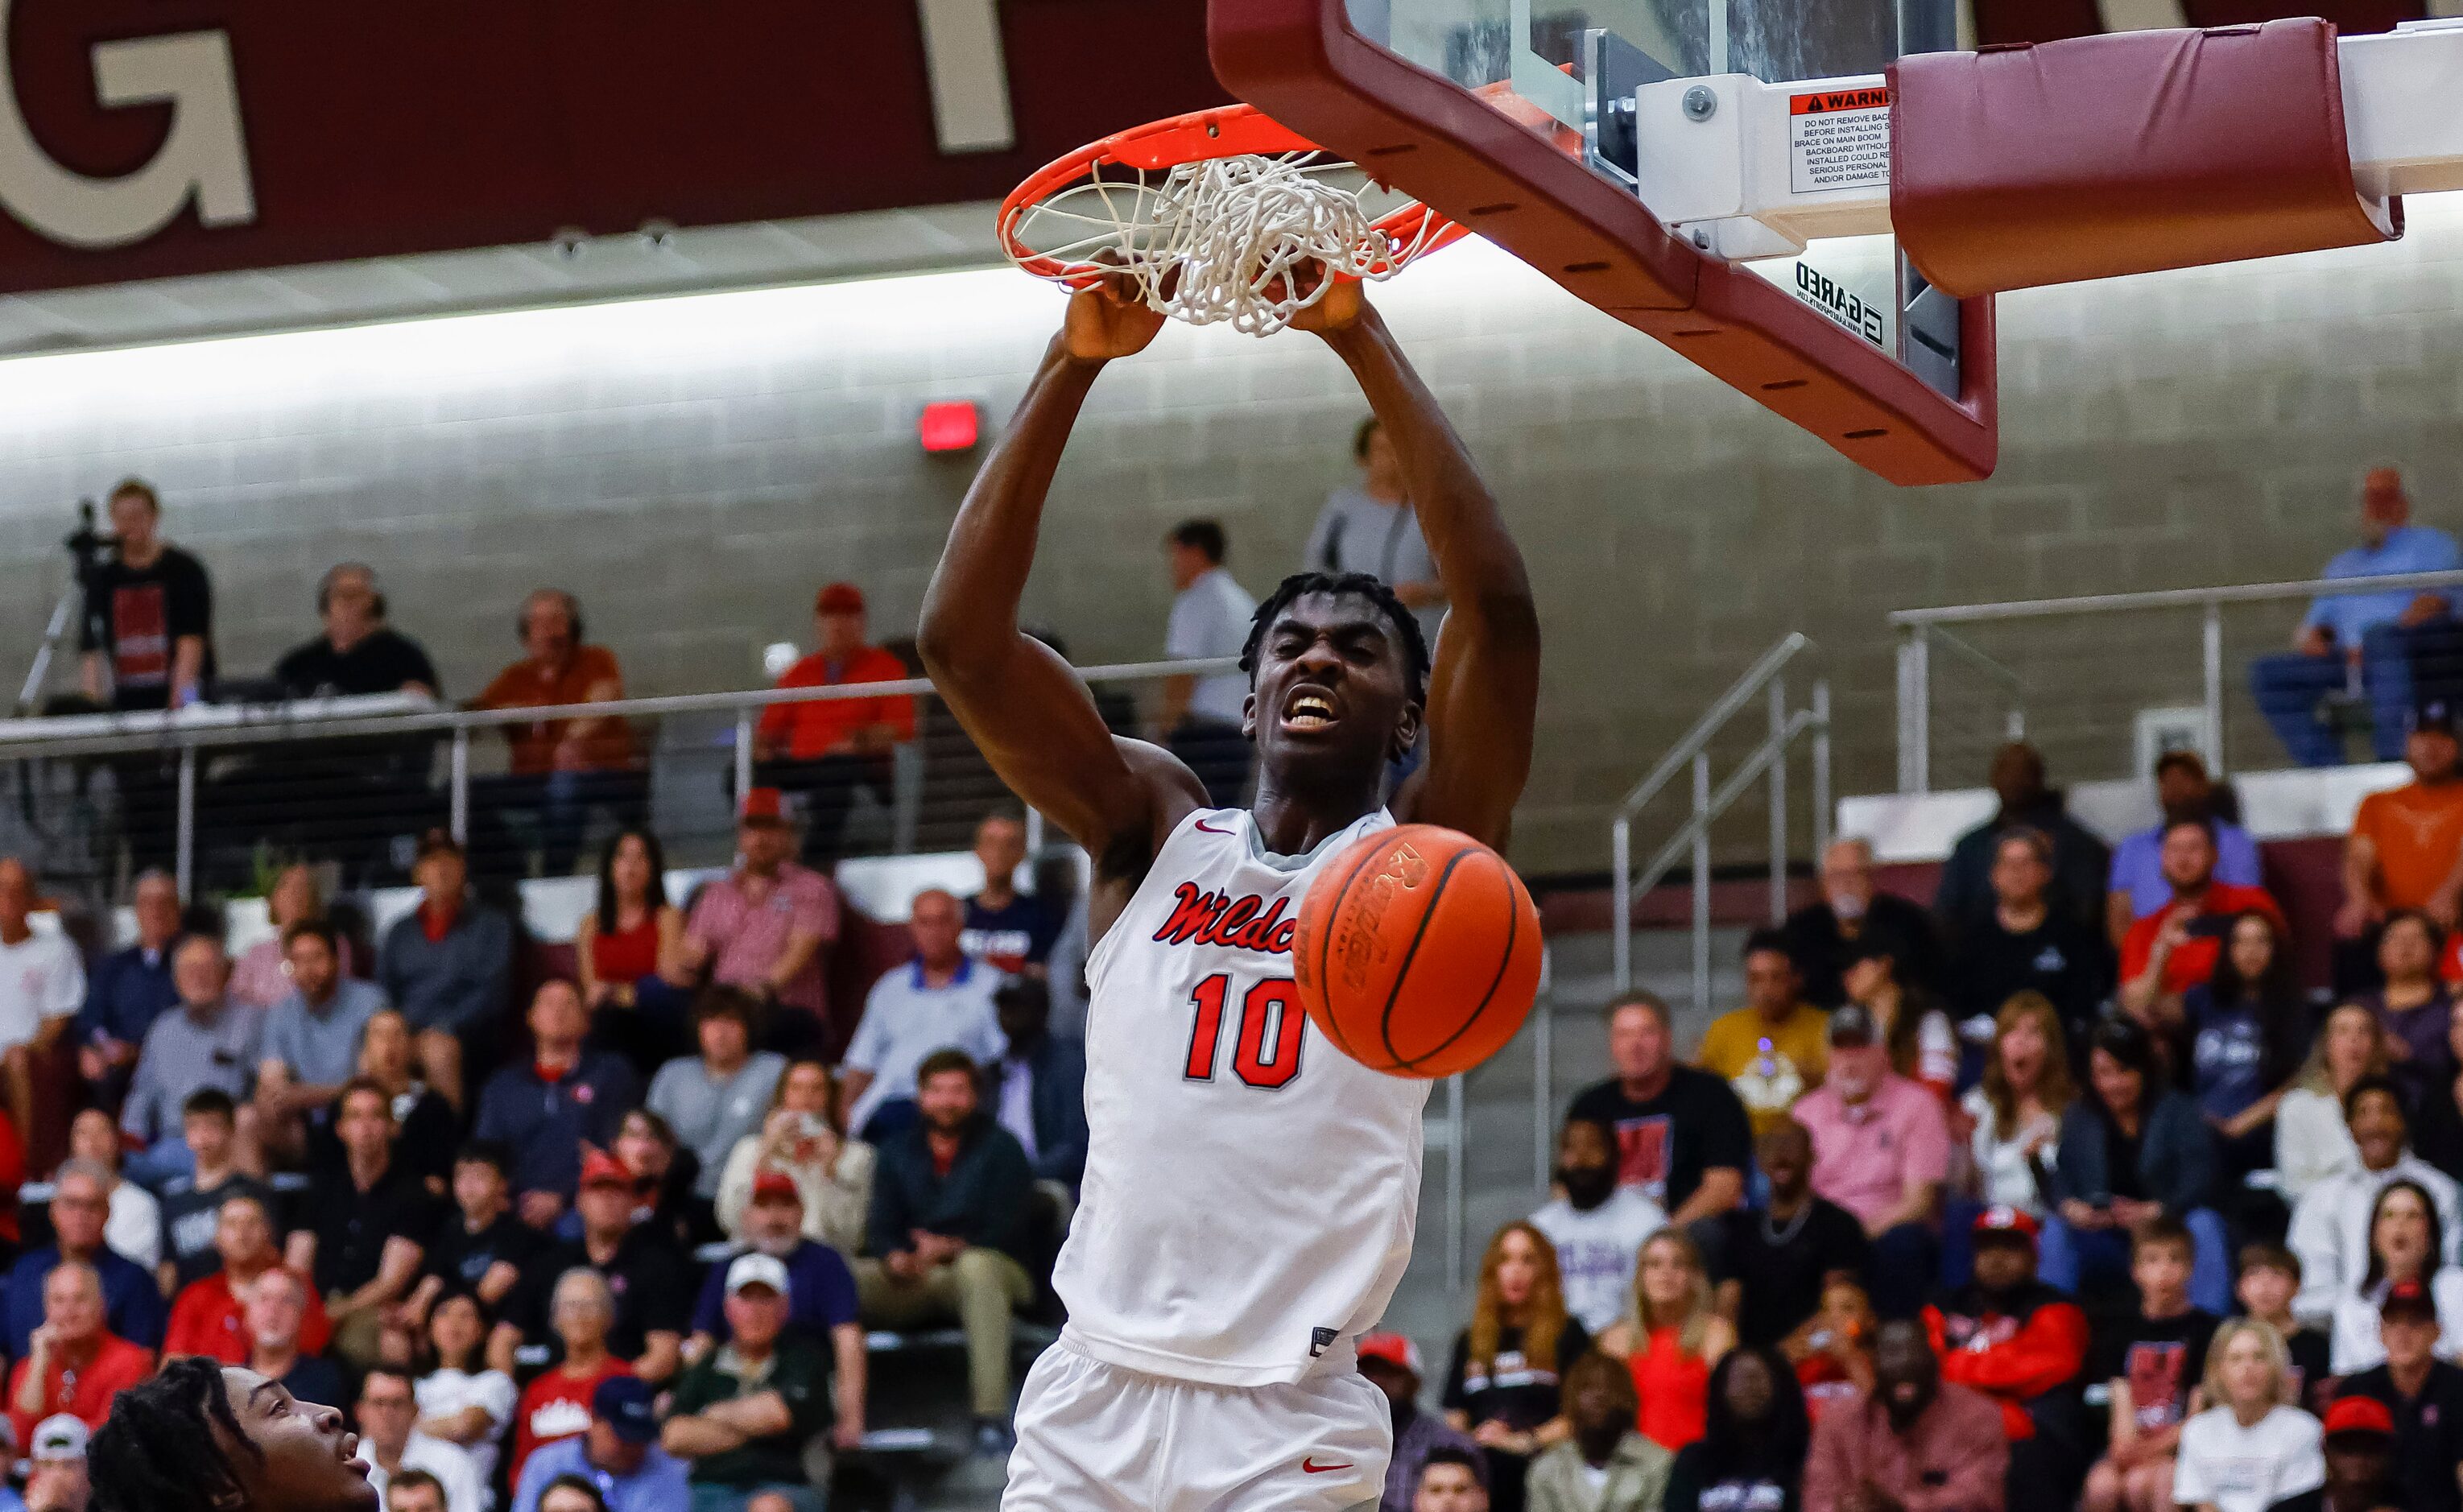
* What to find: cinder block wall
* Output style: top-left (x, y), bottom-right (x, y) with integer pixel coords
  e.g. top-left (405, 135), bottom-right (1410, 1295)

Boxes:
top-left (1, 202), bottom-right (2457, 878)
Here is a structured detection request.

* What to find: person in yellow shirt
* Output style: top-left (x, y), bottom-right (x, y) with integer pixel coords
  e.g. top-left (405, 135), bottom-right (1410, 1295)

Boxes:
top-left (1697, 931), bottom-right (1830, 1136)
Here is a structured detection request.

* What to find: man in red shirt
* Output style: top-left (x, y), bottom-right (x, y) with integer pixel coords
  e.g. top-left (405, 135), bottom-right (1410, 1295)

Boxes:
top-left (470, 587), bottom-right (645, 878)
top-left (163, 1191), bottom-right (332, 1363)
top-left (1924, 1208), bottom-right (2091, 1512)
top-left (504, 1267), bottom-right (633, 1481)
top-left (754, 582), bottom-right (915, 868)
top-left (2119, 819), bottom-right (2287, 1021)
top-left (7, 1261), bottom-right (152, 1446)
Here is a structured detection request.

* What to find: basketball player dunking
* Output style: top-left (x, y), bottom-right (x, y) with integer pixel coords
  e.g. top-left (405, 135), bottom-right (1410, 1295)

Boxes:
top-left (920, 269), bottom-right (1539, 1510)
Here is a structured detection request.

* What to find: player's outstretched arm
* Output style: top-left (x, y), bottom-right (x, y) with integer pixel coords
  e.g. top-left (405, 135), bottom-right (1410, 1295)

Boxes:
top-left (918, 283), bottom-right (1209, 880)
top-left (1300, 283), bottom-right (1539, 849)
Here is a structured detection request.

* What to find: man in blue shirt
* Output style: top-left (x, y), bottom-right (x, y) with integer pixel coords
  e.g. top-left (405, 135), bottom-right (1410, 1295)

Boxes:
top-left (74, 869), bottom-right (182, 1109)
top-left (2106, 750), bottom-right (2264, 942)
top-left (2, 1161), bottom-right (163, 1356)
top-left (2252, 466), bottom-right (2462, 766)
top-left (684, 1171), bottom-right (862, 1357)
top-left (472, 980), bottom-right (639, 1228)
top-left (510, 1377), bottom-right (689, 1512)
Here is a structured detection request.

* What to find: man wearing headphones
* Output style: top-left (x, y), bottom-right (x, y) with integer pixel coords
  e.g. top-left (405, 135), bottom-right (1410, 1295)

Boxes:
top-left (275, 564), bottom-right (439, 699)
top-left (471, 589), bottom-right (643, 877)
top-left (229, 563), bottom-right (450, 879)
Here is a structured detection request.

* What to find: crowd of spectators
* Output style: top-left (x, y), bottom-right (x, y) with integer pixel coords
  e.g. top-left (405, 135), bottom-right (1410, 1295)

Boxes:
top-left (1372, 675), bottom-right (2463, 1512)
top-left (0, 752), bottom-right (1099, 1512)
top-left (37, 459), bottom-right (2463, 1512)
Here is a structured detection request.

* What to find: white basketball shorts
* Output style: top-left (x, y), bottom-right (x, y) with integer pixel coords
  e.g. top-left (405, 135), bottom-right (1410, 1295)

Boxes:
top-left (1002, 1339), bottom-right (1391, 1512)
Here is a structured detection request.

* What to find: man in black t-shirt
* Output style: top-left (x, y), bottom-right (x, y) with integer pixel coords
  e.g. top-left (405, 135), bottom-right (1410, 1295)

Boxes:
top-left (1565, 991), bottom-right (1750, 1227)
top-left (291, 1079), bottom-right (432, 1368)
top-left (77, 478), bottom-right (214, 870)
top-left (959, 812), bottom-right (1057, 974)
top-left (273, 564), bottom-right (440, 698)
top-left (1945, 827), bottom-right (2112, 1043)
top-left (403, 1142), bottom-right (533, 1326)
top-left (155, 1088), bottom-right (279, 1291)
top-left (511, 1149), bottom-right (692, 1386)
top-left (1713, 1118), bottom-right (1871, 1349)
top-left (2080, 1218), bottom-right (2219, 1510)
top-left (240, 561), bottom-right (444, 874)
top-left (1783, 836), bottom-right (1944, 1009)
top-left (2334, 1280), bottom-right (2463, 1512)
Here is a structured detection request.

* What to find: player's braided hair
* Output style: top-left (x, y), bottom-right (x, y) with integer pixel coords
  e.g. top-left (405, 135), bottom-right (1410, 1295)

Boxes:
top-left (1239, 572), bottom-right (1430, 706)
top-left (90, 1354), bottom-right (257, 1512)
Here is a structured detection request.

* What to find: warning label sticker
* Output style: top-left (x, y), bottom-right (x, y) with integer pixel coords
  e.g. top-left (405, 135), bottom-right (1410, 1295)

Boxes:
top-left (1787, 87), bottom-right (1891, 195)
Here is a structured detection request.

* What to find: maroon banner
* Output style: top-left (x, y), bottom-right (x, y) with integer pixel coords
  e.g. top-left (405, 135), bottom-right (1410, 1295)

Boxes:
top-left (0, 0), bottom-right (1228, 293)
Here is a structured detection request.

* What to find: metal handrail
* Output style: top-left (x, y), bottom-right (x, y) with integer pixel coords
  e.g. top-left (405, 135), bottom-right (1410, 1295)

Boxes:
top-left (0, 655), bottom-right (1241, 761)
top-left (1888, 567), bottom-right (2463, 791)
top-left (1614, 632), bottom-right (1813, 819)
top-left (1610, 634), bottom-right (1830, 1007)
top-left (1888, 568), bottom-right (2463, 626)
top-left (2, 654), bottom-right (1234, 898)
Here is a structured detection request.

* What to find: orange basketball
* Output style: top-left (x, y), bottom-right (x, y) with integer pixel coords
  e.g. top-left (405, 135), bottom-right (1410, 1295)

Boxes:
top-left (1292, 824), bottom-right (1544, 1080)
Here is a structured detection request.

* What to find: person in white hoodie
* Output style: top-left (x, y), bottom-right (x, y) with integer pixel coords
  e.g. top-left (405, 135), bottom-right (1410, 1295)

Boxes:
top-left (2287, 1074), bottom-right (2462, 1327)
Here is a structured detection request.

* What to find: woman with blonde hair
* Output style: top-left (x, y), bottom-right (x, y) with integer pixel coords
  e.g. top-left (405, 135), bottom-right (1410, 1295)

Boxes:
top-left (1598, 1228), bottom-right (1734, 1452)
top-left (713, 1056), bottom-right (874, 1258)
top-left (1443, 1221), bottom-right (1587, 1512)
top-left (2274, 1003), bottom-right (2389, 1201)
top-left (2172, 1319), bottom-right (2322, 1512)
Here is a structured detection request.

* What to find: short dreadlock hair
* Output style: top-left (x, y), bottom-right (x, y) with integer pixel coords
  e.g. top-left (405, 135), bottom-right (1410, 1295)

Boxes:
top-left (1239, 572), bottom-right (1431, 706)
top-left (91, 1354), bottom-right (257, 1512)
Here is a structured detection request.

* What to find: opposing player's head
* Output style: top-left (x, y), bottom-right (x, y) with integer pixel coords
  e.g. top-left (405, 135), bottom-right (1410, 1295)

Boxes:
top-left (92, 1357), bottom-right (376, 1512)
top-left (1239, 572), bottom-right (1429, 787)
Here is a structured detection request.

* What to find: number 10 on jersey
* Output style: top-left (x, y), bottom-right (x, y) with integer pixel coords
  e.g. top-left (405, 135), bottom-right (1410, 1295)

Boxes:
top-left (1184, 973), bottom-right (1307, 1089)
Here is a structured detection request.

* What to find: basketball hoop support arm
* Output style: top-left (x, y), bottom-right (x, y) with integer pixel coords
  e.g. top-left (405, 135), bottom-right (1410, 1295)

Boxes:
top-left (1638, 18), bottom-right (2463, 265)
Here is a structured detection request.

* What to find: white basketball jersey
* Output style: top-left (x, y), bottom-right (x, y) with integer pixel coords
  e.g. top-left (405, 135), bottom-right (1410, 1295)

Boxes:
top-left (1056, 805), bottom-right (1430, 1388)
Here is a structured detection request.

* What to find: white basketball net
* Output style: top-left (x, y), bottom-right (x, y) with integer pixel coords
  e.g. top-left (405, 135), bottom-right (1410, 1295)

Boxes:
top-left (1007, 152), bottom-right (1440, 337)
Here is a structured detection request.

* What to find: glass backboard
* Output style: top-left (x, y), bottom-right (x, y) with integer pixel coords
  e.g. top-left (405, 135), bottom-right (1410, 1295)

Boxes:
top-left (1347, 0), bottom-right (1951, 391)
top-left (1235, 0), bottom-right (1994, 481)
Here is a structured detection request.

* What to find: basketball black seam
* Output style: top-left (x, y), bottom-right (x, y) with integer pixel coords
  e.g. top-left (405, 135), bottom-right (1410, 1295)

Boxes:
top-left (1377, 847), bottom-right (1473, 1071)
top-left (1312, 837), bottom-right (1390, 1067)
top-left (1396, 853), bottom-right (1524, 1073)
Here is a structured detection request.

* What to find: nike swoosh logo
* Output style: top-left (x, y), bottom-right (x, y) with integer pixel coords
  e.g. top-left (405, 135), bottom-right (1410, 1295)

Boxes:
top-left (1194, 817), bottom-right (1235, 835)
top-left (1300, 1458), bottom-right (1354, 1474)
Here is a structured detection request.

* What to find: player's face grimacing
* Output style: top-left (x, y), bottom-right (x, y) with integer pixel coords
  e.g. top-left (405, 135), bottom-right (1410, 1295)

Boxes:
top-left (1242, 590), bottom-right (1420, 778)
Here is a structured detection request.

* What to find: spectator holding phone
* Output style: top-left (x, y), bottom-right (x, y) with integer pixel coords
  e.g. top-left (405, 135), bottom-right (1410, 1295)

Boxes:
top-left (2119, 820), bottom-right (2287, 1034)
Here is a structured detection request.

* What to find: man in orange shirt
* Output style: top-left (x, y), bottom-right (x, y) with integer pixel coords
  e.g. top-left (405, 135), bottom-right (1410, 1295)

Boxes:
top-left (2340, 701), bottom-right (2463, 989)
top-left (7, 1261), bottom-right (151, 1446)
top-left (472, 588), bottom-right (644, 877)
top-left (755, 583), bottom-right (915, 868)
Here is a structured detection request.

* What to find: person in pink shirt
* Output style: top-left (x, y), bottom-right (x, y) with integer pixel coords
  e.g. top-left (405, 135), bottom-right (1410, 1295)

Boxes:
top-left (1792, 1003), bottom-right (1952, 1320)
top-left (677, 791), bottom-right (842, 1056)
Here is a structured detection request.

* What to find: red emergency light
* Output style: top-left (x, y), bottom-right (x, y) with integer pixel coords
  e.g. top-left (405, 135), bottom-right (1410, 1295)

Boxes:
top-left (918, 400), bottom-right (980, 454)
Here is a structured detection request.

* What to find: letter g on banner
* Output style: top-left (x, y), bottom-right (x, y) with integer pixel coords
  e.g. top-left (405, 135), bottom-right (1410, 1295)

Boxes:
top-left (0, 0), bottom-right (255, 250)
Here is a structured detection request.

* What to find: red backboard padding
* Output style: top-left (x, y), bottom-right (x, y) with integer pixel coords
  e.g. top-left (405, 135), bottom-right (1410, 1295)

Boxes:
top-left (1890, 19), bottom-right (2399, 298)
top-left (1209, 0), bottom-right (1998, 485)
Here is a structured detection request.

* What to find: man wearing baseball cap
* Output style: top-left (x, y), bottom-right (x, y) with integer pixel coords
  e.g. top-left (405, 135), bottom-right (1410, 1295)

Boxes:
top-left (509, 1377), bottom-right (689, 1512)
top-left (1924, 1204), bottom-right (2092, 1512)
top-left (754, 581), bottom-right (915, 869)
top-left (676, 791), bottom-right (843, 1051)
top-left (685, 1171), bottom-right (862, 1414)
top-left (1358, 1332), bottom-right (1478, 1512)
top-left (2267, 1397), bottom-right (2400, 1512)
top-left (1789, 1002), bottom-right (1953, 1320)
top-left (23, 1413), bottom-right (91, 1512)
top-left (2331, 1279), bottom-right (2463, 1512)
top-left (512, 1151), bottom-right (692, 1385)
top-left (663, 1254), bottom-right (841, 1512)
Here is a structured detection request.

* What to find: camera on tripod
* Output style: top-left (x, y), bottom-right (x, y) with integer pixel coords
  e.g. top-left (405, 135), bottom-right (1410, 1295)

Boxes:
top-left (14, 500), bottom-right (118, 717)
